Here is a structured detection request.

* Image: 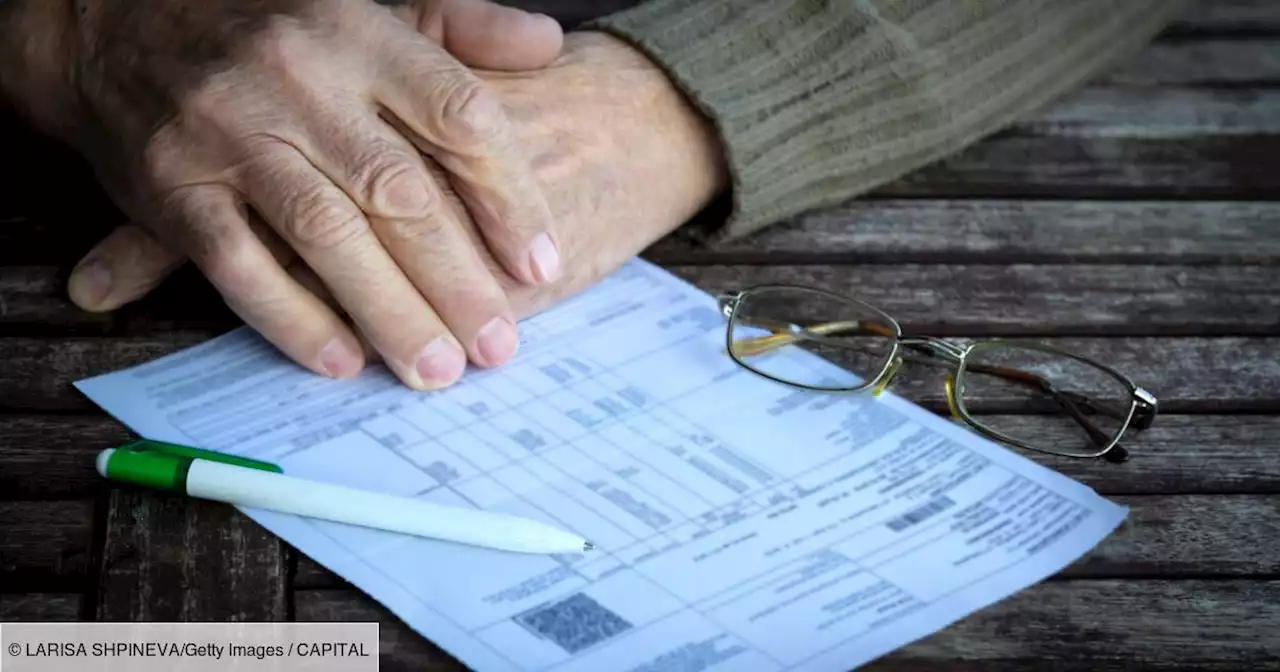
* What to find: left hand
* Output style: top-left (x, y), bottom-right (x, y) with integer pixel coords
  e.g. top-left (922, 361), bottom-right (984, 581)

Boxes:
top-left (67, 31), bottom-right (729, 363)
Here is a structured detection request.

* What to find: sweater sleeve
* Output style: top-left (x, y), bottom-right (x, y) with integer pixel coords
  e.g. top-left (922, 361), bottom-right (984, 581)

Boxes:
top-left (584, 0), bottom-right (1191, 243)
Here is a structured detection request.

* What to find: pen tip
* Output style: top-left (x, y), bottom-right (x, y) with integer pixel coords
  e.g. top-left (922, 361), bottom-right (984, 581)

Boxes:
top-left (583, 541), bottom-right (595, 552)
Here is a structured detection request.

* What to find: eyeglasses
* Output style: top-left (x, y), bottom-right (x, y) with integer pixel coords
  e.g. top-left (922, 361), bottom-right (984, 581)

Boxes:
top-left (716, 284), bottom-right (1158, 463)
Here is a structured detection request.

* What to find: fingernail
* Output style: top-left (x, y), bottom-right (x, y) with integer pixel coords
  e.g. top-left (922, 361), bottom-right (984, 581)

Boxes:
top-left (320, 338), bottom-right (363, 378)
top-left (532, 13), bottom-right (561, 29)
top-left (416, 336), bottom-right (466, 386)
top-left (529, 232), bottom-right (560, 284)
top-left (476, 317), bottom-right (518, 366)
top-left (69, 258), bottom-right (112, 307)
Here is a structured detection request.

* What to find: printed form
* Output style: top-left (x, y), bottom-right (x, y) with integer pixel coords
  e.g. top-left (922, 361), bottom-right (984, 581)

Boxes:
top-left (76, 259), bottom-right (1126, 672)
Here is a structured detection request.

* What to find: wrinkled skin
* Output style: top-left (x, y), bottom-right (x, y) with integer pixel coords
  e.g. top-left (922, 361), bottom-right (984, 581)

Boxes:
top-left (70, 32), bottom-right (731, 367)
top-left (1, 0), bottom-right (569, 390)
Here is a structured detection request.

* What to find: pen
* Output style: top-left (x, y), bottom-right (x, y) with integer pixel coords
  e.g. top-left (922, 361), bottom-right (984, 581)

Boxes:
top-left (96, 440), bottom-right (594, 555)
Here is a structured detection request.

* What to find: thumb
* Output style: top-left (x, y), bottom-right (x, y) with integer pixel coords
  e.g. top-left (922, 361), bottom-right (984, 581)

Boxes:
top-left (67, 224), bottom-right (184, 312)
top-left (396, 0), bottom-right (564, 70)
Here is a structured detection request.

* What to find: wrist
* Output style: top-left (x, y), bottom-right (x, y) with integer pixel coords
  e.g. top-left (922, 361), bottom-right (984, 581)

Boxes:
top-left (0, 0), bottom-right (80, 137)
top-left (560, 31), bottom-right (729, 225)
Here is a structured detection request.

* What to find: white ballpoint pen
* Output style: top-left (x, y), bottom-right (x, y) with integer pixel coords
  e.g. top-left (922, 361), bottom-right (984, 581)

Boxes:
top-left (96, 440), bottom-right (594, 555)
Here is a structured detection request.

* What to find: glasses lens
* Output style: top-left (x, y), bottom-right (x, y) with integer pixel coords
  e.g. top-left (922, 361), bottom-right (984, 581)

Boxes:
top-left (728, 286), bottom-right (898, 390)
top-left (957, 343), bottom-right (1134, 457)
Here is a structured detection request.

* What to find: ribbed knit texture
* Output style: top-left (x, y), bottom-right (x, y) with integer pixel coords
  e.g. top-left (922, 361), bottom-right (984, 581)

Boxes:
top-left (585, 0), bottom-right (1191, 243)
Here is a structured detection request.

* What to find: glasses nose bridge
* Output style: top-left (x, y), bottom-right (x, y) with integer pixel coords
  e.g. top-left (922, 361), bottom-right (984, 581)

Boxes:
top-left (899, 335), bottom-right (967, 365)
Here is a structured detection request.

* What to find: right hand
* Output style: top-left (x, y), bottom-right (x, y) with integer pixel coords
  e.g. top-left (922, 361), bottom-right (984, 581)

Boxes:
top-left (4, 0), bottom-right (565, 390)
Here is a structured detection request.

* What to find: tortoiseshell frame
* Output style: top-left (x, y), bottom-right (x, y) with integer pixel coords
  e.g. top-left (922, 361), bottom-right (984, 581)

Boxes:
top-left (717, 284), bottom-right (1159, 463)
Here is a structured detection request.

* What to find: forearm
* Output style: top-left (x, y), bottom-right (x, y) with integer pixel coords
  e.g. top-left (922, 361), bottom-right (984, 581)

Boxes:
top-left (588, 0), bottom-right (1192, 243)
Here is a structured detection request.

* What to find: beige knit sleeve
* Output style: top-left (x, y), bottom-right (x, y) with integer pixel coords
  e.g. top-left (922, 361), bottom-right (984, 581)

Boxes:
top-left (585, 0), bottom-right (1191, 243)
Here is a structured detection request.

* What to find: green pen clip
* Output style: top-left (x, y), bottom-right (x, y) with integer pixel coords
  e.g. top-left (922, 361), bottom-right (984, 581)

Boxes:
top-left (98, 439), bottom-right (281, 495)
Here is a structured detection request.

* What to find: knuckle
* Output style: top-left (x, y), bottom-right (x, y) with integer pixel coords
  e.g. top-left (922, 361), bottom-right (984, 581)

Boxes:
top-left (355, 154), bottom-right (435, 217)
top-left (437, 82), bottom-right (504, 143)
top-left (285, 190), bottom-right (368, 249)
top-left (187, 229), bottom-right (258, 298)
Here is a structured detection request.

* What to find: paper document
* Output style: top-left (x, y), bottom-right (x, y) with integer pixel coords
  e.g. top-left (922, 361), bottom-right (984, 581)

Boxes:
top-left (76, 259), bottom-right (1125, 671)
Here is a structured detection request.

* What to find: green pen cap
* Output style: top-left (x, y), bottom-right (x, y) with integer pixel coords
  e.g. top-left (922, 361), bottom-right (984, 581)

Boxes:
top-left (97, 439), bottom-right (281, 494)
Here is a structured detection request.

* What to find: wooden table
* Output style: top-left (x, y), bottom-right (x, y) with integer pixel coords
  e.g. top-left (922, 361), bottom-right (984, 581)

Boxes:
top-left (3, 0), bottom-right (1279, 669)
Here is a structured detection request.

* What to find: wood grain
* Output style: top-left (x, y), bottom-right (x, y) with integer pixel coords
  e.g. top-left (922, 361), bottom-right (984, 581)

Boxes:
top-left (648, 200), bottom-right (1280, 264)
top-left (290, 495), bottom-right (1280, 589)
top-left (94, 490), bottom-right (287, 622)
top-left (294, 580), bottom-right (1280, 672)
top-left (875, 134), bottom-right (1280, 198)
top-left (0, 594), bottom-right (82, 621)
top-left (0, 416), bottom-right (133, 500)
top-left (664, 264), bottom-right (1280, 335)
top-left (6, 263), bottom-right (1280, 335)
top-left (1102, 40), bottom-right (1280, 85)
top-left (3, 336), bottom-right (1277, 413)
top-left (0, 501), bottom-right (93, 592)
top-left (1170, 0), bottom-right (1280, 35)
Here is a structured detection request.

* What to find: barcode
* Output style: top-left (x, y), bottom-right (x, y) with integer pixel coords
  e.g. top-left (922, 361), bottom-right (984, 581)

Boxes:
top-left (886, 495), bottom-right (955, 532)
top-left (515, 593), bottom-right (633, 654)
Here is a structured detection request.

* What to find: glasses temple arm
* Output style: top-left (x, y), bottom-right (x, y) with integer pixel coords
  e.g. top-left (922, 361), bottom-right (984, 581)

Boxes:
top-left (960, 361), bottom-right (1120, 452)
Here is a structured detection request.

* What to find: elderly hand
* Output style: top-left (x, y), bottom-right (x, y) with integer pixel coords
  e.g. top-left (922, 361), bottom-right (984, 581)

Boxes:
top-left (63, 31), bottom-right (730, 374)
top-left (0, 0), bottom-right (566, 391)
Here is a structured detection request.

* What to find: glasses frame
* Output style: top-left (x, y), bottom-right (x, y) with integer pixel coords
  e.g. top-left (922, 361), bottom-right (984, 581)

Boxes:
top-left (717, 284), bottom-right (1159, 463)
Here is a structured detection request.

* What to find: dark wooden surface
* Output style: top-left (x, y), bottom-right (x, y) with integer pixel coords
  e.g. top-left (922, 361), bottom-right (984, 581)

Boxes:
top-left (2, 0), bottom-right (1279, 669)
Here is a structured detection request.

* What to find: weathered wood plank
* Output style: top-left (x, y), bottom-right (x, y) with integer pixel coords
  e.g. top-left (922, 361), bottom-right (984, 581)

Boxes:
top-left (1025, 89), bottom-right (1280, 137)
top-left (0, 334), bottom-right (213, 412)
top-left (649, 200), bottom-right (1280, 264)
top-left (1103, 40), bottom-right (1280, 86)
top-left (0, 501), bottom-right (93, 591)
top-left (0, 416), bottom-right (133, 499)
top-left (6, 264), bottom-right (1280, 335)
top-left (291, 495), bottom-right (1280, 589)
top-left (876, 134), bottom-right (1280, 198)
top-left (294, 580), bottom-right (1280, 671)
top-left (1168, 0), bottom-right (1280, 35)
top-left (1017, 415), bottom-right (1280, 495)
top-left (95, 491), bottom-right (287, 621)
top-left (4, 336), bottom-right (1277, 413)
top-left (662, 265), bottom-right (1280, 336)
top-left (0, 594), bottom-right (82, 621)
top-left (879, 580), bottom-right (1280, 671)
top-left (0, 267), bottom-right (232, 333)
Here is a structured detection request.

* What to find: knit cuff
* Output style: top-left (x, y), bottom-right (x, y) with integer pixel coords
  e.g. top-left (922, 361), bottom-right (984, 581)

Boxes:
top-left (585, 0), bottom-right (1190, 245)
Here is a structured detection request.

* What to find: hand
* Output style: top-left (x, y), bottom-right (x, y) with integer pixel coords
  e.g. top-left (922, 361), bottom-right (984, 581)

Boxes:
top-left (0, 0), bottom-right (565, 390)
top-left (65, 32), bottom-right (730, 366)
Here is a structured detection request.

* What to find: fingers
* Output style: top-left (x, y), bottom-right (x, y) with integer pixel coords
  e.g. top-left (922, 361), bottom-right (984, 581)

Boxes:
top-left (68, 223), bottom-right (185, 312)
top-left (158, 185), bottom-right (366, 380)
top-left (290, 111), bottom-right (520, 370)
top-left (239, 139), bottom-right (473, 390)
top-left (412, 0), bottom-right (564, 70)
top-left (372, 20), bottom-right (562, 288)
